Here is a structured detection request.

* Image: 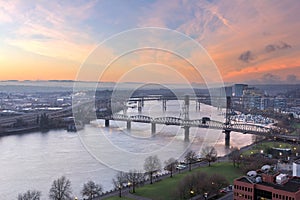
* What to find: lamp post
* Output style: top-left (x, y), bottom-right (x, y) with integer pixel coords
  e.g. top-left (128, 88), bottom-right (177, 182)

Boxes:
top-left (190, 189), bottom-right (194, 200)
top-left (204, 192), bottom-right (208, 200)
top-left (128, 182), bottom-right (131, 193)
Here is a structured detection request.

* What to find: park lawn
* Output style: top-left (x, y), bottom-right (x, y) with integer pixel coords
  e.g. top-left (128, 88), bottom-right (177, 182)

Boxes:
top-left (135, 162), bottom-right (242, 200)
top-left (103, 196), bottom-right (134, 200)
top-left (195, 162), bottom-right (243, 183)
top-left (241, 141), bottom-right (299, 156)
top-left (291, 122), bottom-right (300, 135)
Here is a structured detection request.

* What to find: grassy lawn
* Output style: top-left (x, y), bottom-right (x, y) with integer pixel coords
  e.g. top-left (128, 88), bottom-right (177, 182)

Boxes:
top-left (241, 141), bottom-right (300, 156)
top-left (291, 122), bottom-right (300, 135)
top-left (103, 196), bottom-right (134, 200)
top-left (135, 162), bottom-right (242, 200)
top-left (294, 122), bottom-right (300, 129)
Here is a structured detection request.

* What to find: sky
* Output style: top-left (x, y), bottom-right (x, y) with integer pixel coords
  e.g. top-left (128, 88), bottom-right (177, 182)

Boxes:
top-left (0, 0), bottom-right (300, 84)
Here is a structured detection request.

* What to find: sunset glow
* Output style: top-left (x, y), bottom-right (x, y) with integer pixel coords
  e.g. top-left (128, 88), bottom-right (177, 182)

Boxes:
top-left (0, 0), bottom-right (299, 84)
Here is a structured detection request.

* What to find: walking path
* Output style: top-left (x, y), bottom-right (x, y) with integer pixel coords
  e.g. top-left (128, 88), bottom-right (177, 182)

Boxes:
top-left (95, 139), bottom-right (266, 200)
top-left (125, 192), bottom-right (152, 200)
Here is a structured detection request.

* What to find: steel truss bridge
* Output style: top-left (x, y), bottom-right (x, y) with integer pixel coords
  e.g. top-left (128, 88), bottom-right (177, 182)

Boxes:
top-left (101, 113), bottom-right (275, 143)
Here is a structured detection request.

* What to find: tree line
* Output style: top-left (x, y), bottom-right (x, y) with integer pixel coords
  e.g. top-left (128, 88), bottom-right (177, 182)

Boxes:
top-left (18, 146), bottom-right (219, 200)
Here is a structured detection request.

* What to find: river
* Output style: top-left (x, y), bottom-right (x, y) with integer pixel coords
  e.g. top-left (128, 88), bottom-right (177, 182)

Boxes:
top-left (0, 100), bottom-right (255, 199)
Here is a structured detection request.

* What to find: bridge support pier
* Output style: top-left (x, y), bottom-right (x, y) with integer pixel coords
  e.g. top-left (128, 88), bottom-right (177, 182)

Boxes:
top-left (184, 126), bottom-right (190, 142)
top-left (138, 101), bottom-right (142, 113)
top-left (151, 122), bottom-right (156, 136)
top-left (224, 130), bottom-right (230, 147)
top-left (162, 99), bottom-right (167, 112)
top-left (127, 121), bottom-right (131, 130)
top-left (196, 101), bottom-right (200, 111)
top-left (105, 119), bottom-right (110, 127)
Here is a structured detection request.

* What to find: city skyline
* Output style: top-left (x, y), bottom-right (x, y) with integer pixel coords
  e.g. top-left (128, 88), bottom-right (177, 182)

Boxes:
top-left (0, 0), bottom-right (300, 84)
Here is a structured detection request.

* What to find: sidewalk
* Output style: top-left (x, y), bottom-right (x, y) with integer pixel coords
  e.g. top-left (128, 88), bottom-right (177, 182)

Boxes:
top-left (125, 192), bottom-right (152, 200)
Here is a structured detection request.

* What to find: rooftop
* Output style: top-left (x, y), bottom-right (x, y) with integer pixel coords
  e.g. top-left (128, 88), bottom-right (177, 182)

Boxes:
top-left (236, 176), bottom-right (300, 193)
top-left (294, 159), bottom-right (300, 164)
top-left (259, 176), bottom-right (300, 192)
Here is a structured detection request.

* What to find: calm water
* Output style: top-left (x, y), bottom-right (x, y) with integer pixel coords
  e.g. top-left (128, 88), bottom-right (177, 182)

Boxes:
top-left (0, 101), bottom-right (254, 199)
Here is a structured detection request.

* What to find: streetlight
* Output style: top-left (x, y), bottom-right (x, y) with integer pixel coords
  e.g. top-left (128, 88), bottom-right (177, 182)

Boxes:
top-left (260, 150), bottom-right (264, 154)
top-left (204, 192), bottom-right (208, 200)
top-left (128, 182), bottom-right (131, 193)
top-left (190, 189), bottom-right (194, 199)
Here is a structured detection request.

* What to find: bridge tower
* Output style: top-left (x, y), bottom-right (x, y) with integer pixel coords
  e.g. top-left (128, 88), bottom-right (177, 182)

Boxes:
top-left (224, 96), bottom-right (232, 147)
top-left (183, 95), bottom-right (190, 142)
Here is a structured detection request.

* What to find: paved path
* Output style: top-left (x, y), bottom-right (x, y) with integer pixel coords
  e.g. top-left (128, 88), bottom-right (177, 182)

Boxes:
top-left (217, 192), bottom-right (233, 200)
top-left (94, 139), bottom-right (268, 200)
top-left (125, 192), bottom-right (152, 200)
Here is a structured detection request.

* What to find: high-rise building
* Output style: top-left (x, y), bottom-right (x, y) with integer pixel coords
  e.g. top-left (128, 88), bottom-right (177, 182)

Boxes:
top-left (233, 84), bottom-right (248, 97)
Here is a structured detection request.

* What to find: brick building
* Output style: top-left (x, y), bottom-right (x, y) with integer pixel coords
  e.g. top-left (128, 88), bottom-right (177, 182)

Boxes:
top-left (234, 167), bottom-right (300, 200)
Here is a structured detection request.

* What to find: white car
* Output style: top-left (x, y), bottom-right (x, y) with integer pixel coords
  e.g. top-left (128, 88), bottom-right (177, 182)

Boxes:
top-left (176, 164), bottom-right (187, 170)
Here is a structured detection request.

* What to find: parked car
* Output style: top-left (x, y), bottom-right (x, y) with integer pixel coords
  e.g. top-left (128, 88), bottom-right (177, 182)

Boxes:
top-left (176, 164), bottom-right (187, 170)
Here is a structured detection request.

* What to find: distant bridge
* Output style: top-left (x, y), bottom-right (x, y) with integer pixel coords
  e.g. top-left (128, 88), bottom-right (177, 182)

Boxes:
top-left (100, 113), bottom-right (273, 143)
top-left (0, 95), bottom-right (298, 145)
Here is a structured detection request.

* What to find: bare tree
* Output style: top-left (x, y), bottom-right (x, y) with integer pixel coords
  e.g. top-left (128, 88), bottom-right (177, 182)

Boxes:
top-left (112, 171), bottom-right (127, 197)
top-left (49, 176), bottom-right (72, 200)
top-left (164, 158), bottom-right (178, 178)
top-left (229, 147), bottom-right (242, 168)
top-left (18, 190), bottom-right (41, 200)
top-left (81, 180), bottom-right (102, 200)
top-left (201, 146), bottom-right (218, 167)
top-left (176, 172), bottom-right (228, 199)
top-left (125, 169), bottom-right (144, 193)
top-left (208, 174), bottom-right (229, 193)
top-left (144, 155), bottom-right (161, 184)
top-left (184, 150), bottom-right (197, 171)
top-left (177, 172), bottom-right (208, 199)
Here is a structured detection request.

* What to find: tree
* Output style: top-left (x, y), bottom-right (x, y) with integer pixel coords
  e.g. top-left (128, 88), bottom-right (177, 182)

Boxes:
top-left (201, 146), bottom-right (218, 167)
top-left (81, 180), bottom-right (102, 200)
top-left (18, 190), bottom-right (41, 200)
top-left (144, 155), bottom-right (161, 184)
top-left (177, 172), bottom-right (209, 199)
top-left (176, 172), bottom-right (228, 199)
top-left (164, 158), bottom-right (178, 178)
top-left (229, 148), bottom-right (242, 168)
top-left (184, 150), bottom-right (197, 171)
top-left (112, 171), bottom-right (126, 197)
top-left (125, 169), bottom-right (144, 193)
top-left (208, 174), bottom-right (229, 193)
top-left (49, 176), bottom-right (72, 200)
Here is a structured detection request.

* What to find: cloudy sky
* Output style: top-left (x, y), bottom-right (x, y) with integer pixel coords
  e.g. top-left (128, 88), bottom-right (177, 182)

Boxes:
top-left (0, 0), bottom-right (299, 84)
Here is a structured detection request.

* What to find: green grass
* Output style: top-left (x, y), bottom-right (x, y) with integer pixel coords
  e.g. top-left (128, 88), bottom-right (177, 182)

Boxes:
top-left (241, 141), bottom-right (299, 156)
top-left (294, 122), bottom-right (300, 129)
top-left (103, 196), bottom-right (134, 200)
top-left (291, 122), bottom-right (300, 135)
top-left (135, 162), bottom-right (242, 200)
